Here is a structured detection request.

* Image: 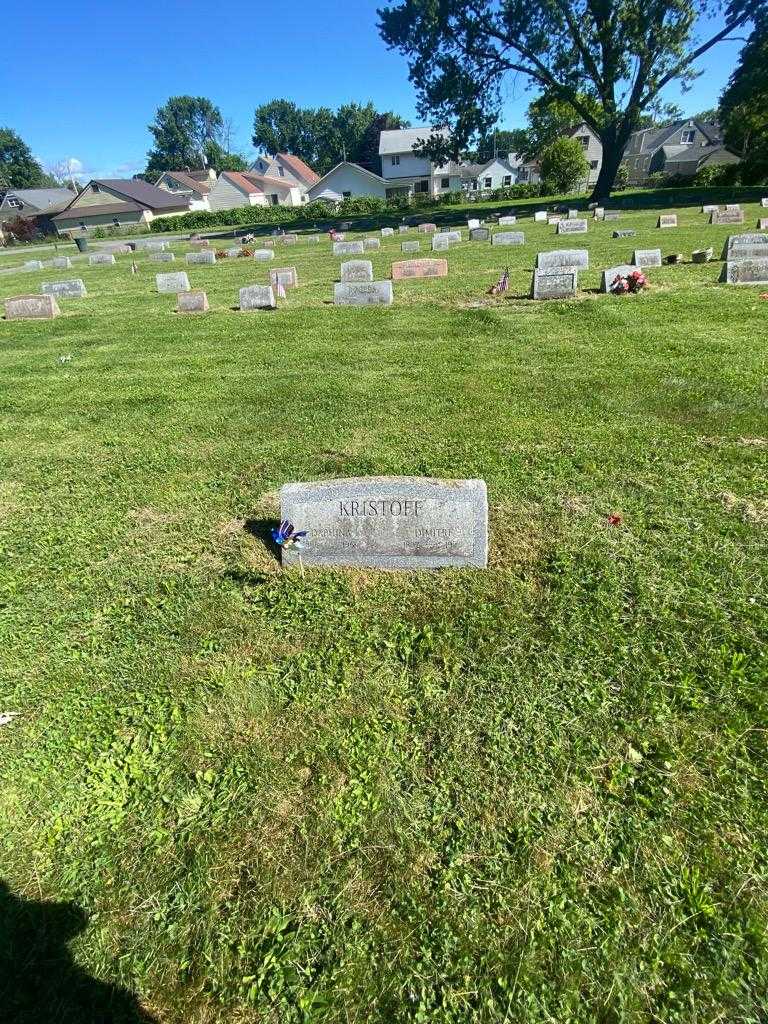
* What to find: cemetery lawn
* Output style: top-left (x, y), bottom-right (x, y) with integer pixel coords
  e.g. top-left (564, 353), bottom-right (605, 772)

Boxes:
top-left (1, 201), bottom-right (767, 1023)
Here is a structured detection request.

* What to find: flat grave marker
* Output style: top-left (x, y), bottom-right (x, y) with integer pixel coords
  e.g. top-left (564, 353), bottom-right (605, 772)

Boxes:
top-left (613, 230), bottom-right (636, 238)
top-left (279, 476), bottom-right (488, 569)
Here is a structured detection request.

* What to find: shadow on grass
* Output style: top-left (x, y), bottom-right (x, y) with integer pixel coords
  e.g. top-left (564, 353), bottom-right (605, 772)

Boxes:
top-left (244, 518), bottom-right (281, 563)
top-left (0, 880), bottom-right (156, 1024)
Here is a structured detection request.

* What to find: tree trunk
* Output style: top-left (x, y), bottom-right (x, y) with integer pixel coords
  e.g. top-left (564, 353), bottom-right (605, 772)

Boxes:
top-left (590, 122), bottom-right (632, 202)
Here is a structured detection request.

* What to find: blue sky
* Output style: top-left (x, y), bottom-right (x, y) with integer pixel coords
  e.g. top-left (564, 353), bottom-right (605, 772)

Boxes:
top-left (0, 0), bottom-right (745, 180)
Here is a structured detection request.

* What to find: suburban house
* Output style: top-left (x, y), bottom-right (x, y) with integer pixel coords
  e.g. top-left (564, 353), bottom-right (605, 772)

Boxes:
top-left (249, 153), bottom-right (320, 195)
top-left (207, 170), bottom-right (308, 211)
top-left (154, 169), bottom-right (217, 211)
top-left (464, 155), bottom-right (523, 193)
top-left (0, 187), bottom-right (74, 223)
top-left (567, 123), bottom-right (603, 190)
top-left (378, 128), bottom-right (463, 197)
top-left (306, 162), bottom-right (388, 202)
top-left (623, 119), bottom-right (739, 184)
top-left (51, 179), bottom-right (191, 234)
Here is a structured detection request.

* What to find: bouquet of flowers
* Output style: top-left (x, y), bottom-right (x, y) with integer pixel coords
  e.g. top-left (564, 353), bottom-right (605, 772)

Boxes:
top-left (609, 269), bottom-right (647, 295)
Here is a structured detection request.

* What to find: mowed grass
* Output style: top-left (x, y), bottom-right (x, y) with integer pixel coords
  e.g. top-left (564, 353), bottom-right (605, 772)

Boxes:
top-left (0, 201), bottom-right (767, 1023)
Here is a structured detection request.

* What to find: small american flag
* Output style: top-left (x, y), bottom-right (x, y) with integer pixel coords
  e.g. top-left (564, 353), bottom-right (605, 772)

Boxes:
top-left (498, 267), bottom-right (509, 292)
top-left (276, 281), bottom-right (286, 299)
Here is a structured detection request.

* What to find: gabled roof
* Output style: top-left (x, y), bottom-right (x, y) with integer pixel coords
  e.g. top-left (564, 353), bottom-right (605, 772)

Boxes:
top-left (1, 187), bottom-right (73, 211)
top-left (307, 161), bottom-right (387, 194)
top-left (220, 171), bottom-right (298, 196)
top-left (630, 119), bottom-right (723, 155)
top-left (275, 153), bottom-right (320, 185)
top-left (156, 171), bottom-right (213, 195)
top-left (53, 179), bottom-right (189, 220)
top-left (379, 126), bottom-right (448, 156)
top-left (477, 156), bottom-right (519, 176)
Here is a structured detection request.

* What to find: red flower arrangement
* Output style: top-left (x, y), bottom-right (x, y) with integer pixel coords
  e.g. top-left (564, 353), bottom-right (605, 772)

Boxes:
top-left (609, 269), bottom-right (647, 295)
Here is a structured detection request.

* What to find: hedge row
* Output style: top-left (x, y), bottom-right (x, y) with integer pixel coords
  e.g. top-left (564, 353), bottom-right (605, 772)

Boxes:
top-left (150, 183), bottom-right (546, 234)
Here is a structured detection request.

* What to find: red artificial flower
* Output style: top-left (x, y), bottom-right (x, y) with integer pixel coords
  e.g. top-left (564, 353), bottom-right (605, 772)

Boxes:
top-left (607, 513), bottom-right (623, 526)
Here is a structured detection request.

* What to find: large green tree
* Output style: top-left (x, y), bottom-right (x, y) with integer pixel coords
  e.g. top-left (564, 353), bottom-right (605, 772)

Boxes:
top-left (540, 135), bottom-right (590, 191)
top-left (146, 96), bottom-right (224, 177)
top-left (719, 16), bottom-right (768, 183)
top-left (378, 0), bottom-right (762, 198)
top-left (252, 100), bottom-right (409, 175)
top-left (0, 128), bottom-right (56, 188)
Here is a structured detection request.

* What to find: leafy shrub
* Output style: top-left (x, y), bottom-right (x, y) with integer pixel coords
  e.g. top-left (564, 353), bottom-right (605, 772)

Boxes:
top-left (3, 216), bottom-right (38, 242)
top-left (540, 138), bottom-right (590, 193)
top-left (615, 163), bottom-right (629, 190)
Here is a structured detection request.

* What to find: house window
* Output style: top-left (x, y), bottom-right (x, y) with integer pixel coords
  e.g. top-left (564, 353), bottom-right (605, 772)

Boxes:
top-left (342, 191), bottom-right (351, 198)
top-left (270, 194), bottom-right (279, 205)
top-left (440, 177), bottom-right (449, 189)
top-left (6, 196), bottom-right (21, 208)
top-left (590, 160), bottom-right (598, 170)
top-left (681, 130), bottom-right (695, 144)
top-left (503, 175), bottom-right (511, 186)
top-left (112, 218), bottom-right (120, 227)
top-left (278, 166), bottom-right (285, 176)
top-left (484, 177), bottom-right (492, 188)
top-left (518, 169), bottom-right (529, 182)
top-left (92, 183), bottom-right (100, 192)
top-left (79, 221), bottom-right (87, 230)
top-left (414, 179), bottom-right (429, 194)
top-left (577, 136), bottom-right (589, 149)
top-left (391, 155), bottom-right (400, 166)
top-left (471, 179), bottom-right (478, 190)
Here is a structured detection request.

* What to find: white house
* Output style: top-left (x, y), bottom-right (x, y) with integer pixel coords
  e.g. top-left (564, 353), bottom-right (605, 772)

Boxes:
top-left (207, 171), bottom-right (305, 212)
top-left (466, 155), bottom-right (523, 192)
top-left (567, 123), bottom-right (603, 190)
top-left (249, 153), bottom-right (320, 196)
top-left (306, 162), bottom-right (388, 202)
top-left (154, 170), bottom-right (216, 211)
top-left (378, 127), bottom-right (462, 197)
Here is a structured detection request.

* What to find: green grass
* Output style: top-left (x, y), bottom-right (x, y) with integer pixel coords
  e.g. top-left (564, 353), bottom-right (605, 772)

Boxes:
top-left (1, 199), bottom-right (767, 1023)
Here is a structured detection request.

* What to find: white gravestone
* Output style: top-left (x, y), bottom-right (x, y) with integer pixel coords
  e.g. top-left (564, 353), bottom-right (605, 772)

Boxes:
top-left (151, 252), bottom-right (175, 262)
top-left (401, 240), bottom-right (421, 253)
top-left (340, 260), bottom-right (374, 283)
top-left (156, 271), bottom-right (191, 293)
top-left (89, 253), bottom-right (115, 265)
top-left (269, 267), bottom-right (298, 288)
top-left (279, 477), bottom-right (488, 569)
top-left (381, 227), bottom-right (395, 237)
top-left (534, 211), bottom-right (548, 222)
top-left (492, 231), bottom-right (525, 246)
top-left (364, 238), bottom-right (381, 251)
top-left (498, 216), bottom-right (516, 226)
top-left (41, 279), bottom-right (87, 298)
top-left (253, 249), bottom-right (275, 261)
top-left (333, 281), bottom-right (393, 306)
top-left (240, 284), bottom-right (276, 310)
top-left (52, 257), bottom-right (72, 269)
top-left (557, 219), bottom-right (588, 234)
top-left (186, 250), bottom-right (216, 264)
top-left (724, 259), bottom-right (768, 285)
top-left (601, 265), bottom-right (641, 292)
top-left (333, 241), bottom-right (365, 255)
top-left (531, 270), bottom-right (578, 299)
top-left (658, 215), bottom-right (678, 228)
top-left (536, 249), bottom-right (589, 271)
top-left (633, 249), bottom-right (662, 268)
